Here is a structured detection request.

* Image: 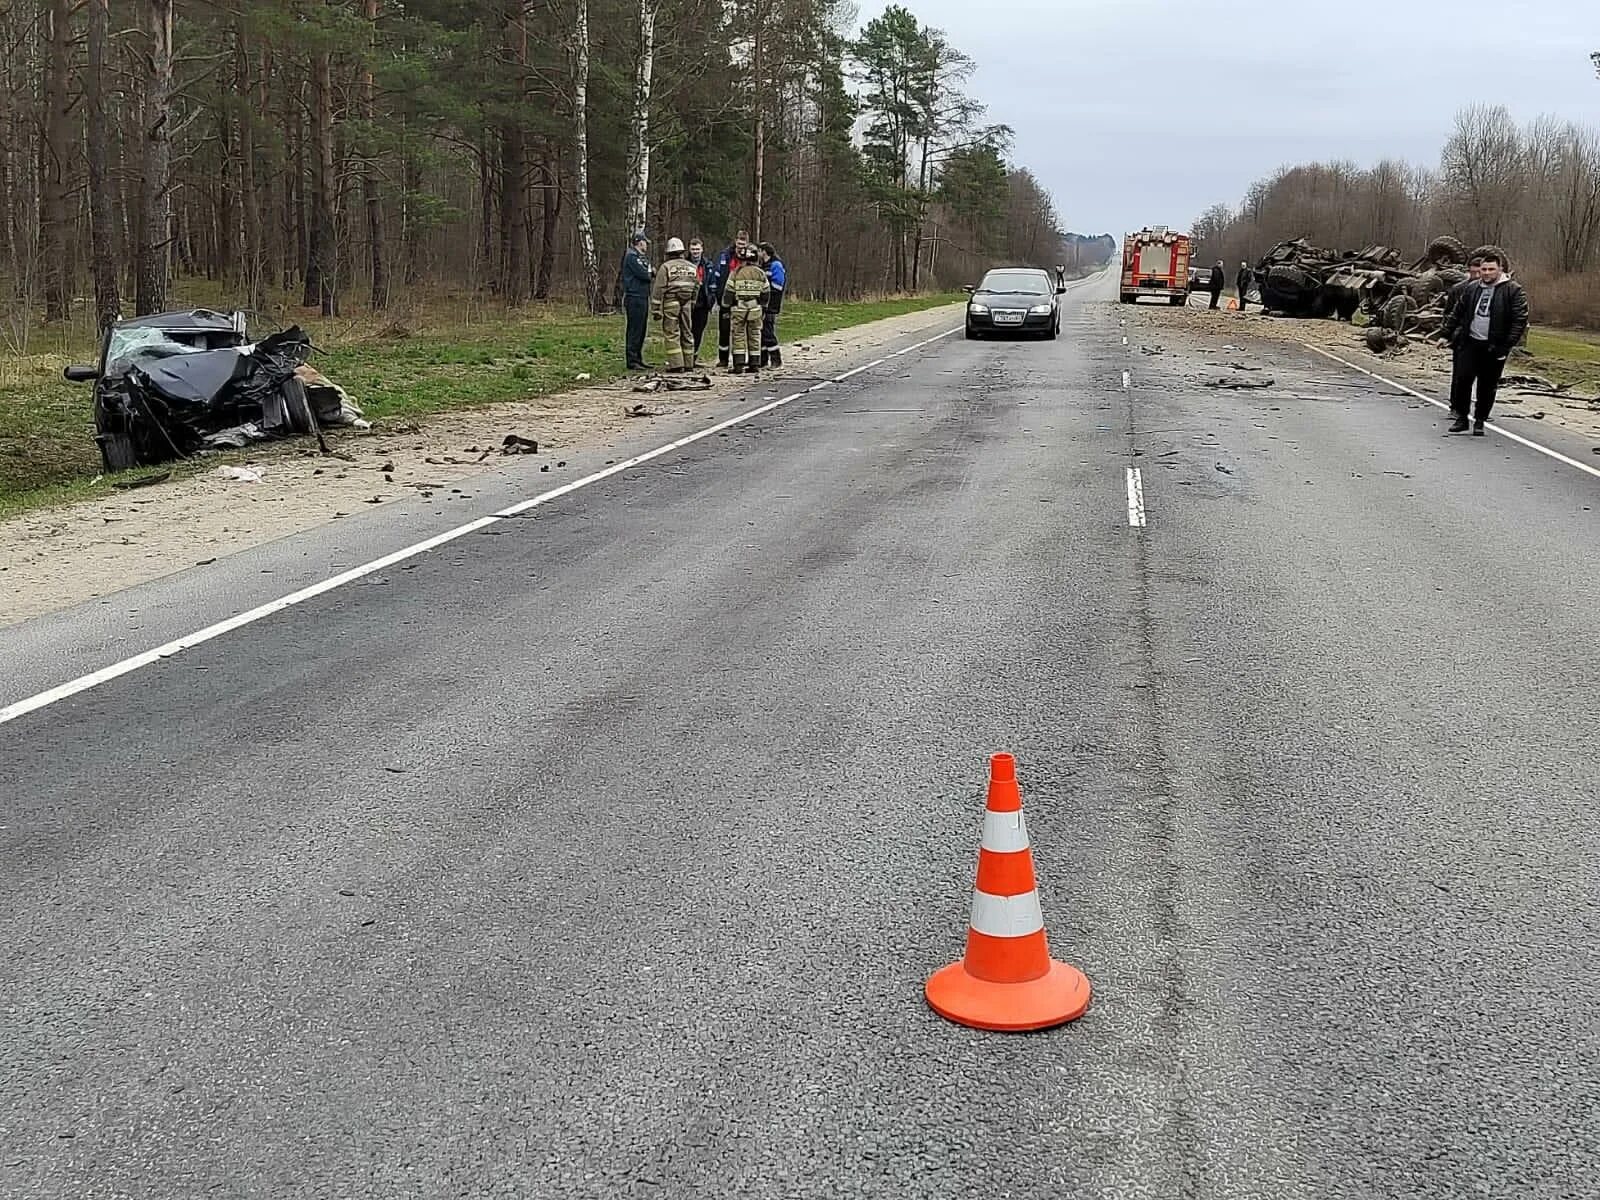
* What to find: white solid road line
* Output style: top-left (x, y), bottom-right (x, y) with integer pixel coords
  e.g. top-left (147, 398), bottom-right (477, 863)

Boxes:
top-left (0, 325), bottom-right (963, 728)
top-left (1306, 344), bottom-right (1600, 483)
top-left (1126, 467), bottom-right (1147, 528)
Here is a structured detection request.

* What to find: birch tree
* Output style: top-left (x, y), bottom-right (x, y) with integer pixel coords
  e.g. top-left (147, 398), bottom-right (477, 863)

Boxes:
top-left (573, 0), bottom-right (604, 312)
top-left (622, 0), bottom-right (659, 241)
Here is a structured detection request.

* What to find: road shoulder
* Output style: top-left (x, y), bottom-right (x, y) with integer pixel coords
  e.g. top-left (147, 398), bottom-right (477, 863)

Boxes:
top-left (0, 302), bottom-right (961, 629)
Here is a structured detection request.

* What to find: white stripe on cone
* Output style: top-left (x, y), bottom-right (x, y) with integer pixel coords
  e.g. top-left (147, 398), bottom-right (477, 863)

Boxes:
top-left (968, 889), bottom-right (1045, 939)
top-left (981, 809), bottom-right (1030, 854)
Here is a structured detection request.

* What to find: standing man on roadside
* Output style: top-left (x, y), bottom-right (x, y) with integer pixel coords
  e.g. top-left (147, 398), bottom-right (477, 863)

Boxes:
top-left (651, 237), bottom-right (701, 373)
top-left (621, 232), bottom-right (653, 372)
top-left (710, 229), bottom-right (755, 368)
top-left (687, 237), bottom-right (714, 366)
top-left (756, 241), bottom-right (786, 369)
top-left (1437, 248), bottom-right (1528, 436)
top-left (1207, 260), bottom-right (1226, 310)
top-left (1235, 261), bottom-right (1253, 312)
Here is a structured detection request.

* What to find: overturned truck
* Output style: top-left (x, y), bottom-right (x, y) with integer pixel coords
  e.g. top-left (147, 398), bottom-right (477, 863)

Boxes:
top-left (1253, 236), bottom-right (1473, 345)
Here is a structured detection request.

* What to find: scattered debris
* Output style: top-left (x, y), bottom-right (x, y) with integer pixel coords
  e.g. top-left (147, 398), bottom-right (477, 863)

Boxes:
top-left (501, 434), bottom-right (539, 454)
top-left (633, 374), bottom-right (713, 393)
top-left (575, 372), bottom-right (593, 382)
top-left (625, 404), bottom-right (667, 418)
top-left (1215, 463), bottom-right (1234, 475)
top-left (1205, 376), bottom-right (1276, 389)
top-left (110, 471), bottom-right (172, 490)
top-left (214, 465), bottom-right (263, 483)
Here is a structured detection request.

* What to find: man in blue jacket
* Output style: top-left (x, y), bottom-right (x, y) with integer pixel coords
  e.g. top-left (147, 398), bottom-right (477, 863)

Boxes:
top-left (708, 229), bottom-right (754, 368)
top-left (756, 242), bottom-right (787, 369)
top-left (620, 232), bottom-right (653, 371)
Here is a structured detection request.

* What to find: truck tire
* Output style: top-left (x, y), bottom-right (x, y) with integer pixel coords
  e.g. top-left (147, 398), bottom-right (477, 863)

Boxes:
top-left (1169, 295), bottom-right (1185, 306)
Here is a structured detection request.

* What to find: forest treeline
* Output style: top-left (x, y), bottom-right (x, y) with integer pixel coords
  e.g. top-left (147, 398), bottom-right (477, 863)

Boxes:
top-left (0, 0), bottom-right (1079, 344)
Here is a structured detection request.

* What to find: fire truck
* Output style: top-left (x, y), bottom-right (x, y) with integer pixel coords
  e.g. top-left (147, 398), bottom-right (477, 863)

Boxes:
top-left (1120, 227), bottom-right (1192, 305)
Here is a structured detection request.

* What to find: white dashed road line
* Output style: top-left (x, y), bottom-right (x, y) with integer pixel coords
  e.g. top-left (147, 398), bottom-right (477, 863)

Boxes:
top-left (1, 325), bottom-right (964, 728)
top-left (1126, 468), bottom-right (1146, 528)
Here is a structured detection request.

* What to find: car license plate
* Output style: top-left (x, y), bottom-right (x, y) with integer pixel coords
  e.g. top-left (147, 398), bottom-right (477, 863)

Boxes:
top-left (995, 311), bottom-right (1024, 325)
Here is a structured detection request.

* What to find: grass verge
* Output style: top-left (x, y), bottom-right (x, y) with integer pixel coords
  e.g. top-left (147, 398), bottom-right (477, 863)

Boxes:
top-left (1523, 328), bottom-right (1600, 390)
top-left (0, 292), bottom-right (959, 520)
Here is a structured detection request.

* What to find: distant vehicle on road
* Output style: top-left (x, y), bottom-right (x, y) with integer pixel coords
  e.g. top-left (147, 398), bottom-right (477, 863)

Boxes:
top-left (1120, 227), bottom-right (1192, 305)
top-left (964, 268), bottom-right (1066, 340)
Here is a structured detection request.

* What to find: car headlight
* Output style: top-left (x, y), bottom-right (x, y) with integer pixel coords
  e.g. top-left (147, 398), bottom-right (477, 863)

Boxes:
top-left (968, 303), bottom-right (989, 314)
top-left (1029, 303), bottom-right (1053, 314)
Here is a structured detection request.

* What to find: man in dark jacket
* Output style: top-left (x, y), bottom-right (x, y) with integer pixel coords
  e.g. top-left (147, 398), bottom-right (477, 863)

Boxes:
top-left (1208, 261), bottom-right (1225, 310)
top-left (1442, 254), bottom-right (1484, 324)
top-left (756, 242), bottom-right (786, 369)
top-left (708, 229), bottom-right (754, 368)
top-left (1437, 249), bottom-right (1528, 436)
top-left (687, 237), bottom-right (714, 364)
top-left (1235, 262), bottom-right (1253, 312)
top-left (621, 232), bottom-right (653, 371)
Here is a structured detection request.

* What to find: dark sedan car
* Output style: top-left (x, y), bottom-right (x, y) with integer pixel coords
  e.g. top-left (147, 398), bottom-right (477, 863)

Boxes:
top-left (63, 309), bottom-right (320, 471)
top-left (964, 268), bottom-right (1065, 339)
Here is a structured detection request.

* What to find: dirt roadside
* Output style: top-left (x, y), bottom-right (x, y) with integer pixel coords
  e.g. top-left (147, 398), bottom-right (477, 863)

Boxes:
top-left (0, 303), bottom-right (961, 628)
top-left (1129, 302), bottom-right (1600, 446)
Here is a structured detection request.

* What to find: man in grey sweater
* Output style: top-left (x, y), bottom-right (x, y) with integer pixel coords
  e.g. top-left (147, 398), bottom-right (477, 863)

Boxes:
top-left (1436, 249), bottom-right (1529, 436)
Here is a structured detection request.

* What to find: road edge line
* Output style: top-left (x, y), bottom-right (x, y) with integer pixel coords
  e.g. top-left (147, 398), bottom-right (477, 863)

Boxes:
top-left (1303, 343), bottom-right (1600, 482)
top-left (0, 325), bottom-right (962, 728)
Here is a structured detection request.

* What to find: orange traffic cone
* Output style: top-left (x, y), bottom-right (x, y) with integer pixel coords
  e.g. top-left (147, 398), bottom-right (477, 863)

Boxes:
top-left (925, 753), bottom-right (1091, 1032)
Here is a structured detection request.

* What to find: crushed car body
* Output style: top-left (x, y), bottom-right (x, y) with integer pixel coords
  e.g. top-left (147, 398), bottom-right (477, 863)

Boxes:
top-left (62, 309), bottom-right (366, 471)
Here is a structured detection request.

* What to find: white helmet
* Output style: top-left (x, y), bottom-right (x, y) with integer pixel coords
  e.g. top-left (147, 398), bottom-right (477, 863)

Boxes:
top-left (665, 237), bottom-right (685, 254)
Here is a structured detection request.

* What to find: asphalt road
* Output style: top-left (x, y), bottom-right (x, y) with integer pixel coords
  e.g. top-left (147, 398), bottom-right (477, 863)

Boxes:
top-left (3, 272), bottom-right (1598, 1199)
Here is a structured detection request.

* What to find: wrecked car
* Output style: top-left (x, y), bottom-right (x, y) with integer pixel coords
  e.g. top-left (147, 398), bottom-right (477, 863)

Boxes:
top-left (63, 309), bottom-right (365, 471)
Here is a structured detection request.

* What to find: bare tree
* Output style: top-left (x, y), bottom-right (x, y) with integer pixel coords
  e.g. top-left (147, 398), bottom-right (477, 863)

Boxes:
top-left (363, 0), bottom-right (389, 310)
top-left (86, 0), bottom-right (121, 333)
top-left (39, 0), bottom-right (73, 323)
top-left (136, 0), bottom-right (175, 315)
top-left (1440, 105), bottom-right (1526, 247)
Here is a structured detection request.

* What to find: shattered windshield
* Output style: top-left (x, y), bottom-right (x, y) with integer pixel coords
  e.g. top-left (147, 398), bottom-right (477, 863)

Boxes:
top-left (105, 326), bottom-right (241, 377)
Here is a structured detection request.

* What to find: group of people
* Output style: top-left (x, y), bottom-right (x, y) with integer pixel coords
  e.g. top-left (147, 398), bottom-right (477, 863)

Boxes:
top-left (1200, 260), bottom-right (1255, 311)
top-left (619, 230), bottom-right (787, 375)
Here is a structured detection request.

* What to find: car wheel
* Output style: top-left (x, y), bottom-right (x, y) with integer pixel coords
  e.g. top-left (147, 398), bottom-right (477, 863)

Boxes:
top-left (965, 322), bottom-right (980, 340)
top-left (96, 429), bottom-right (140, 473)
top-left (282, 376), bottom-right (316, 435)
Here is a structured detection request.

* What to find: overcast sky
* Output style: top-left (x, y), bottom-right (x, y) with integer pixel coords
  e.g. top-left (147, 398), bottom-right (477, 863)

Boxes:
top-left (857, 0), bottom-right (1599, 235)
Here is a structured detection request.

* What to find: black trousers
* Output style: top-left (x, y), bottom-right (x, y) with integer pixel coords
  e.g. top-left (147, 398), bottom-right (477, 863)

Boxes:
top-left (760, 308), bottom-right (780, 351)
top-left (717, 309), bottom-right (733, 363)
top-left (691, 305), bottom-right (710, 357)
top-left (624, 295), bottom-right (649, 368)
top-left (1208, 288), bottom-right (1222, 310)
top-left (1450, 339), bottom-right (1506, 423)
